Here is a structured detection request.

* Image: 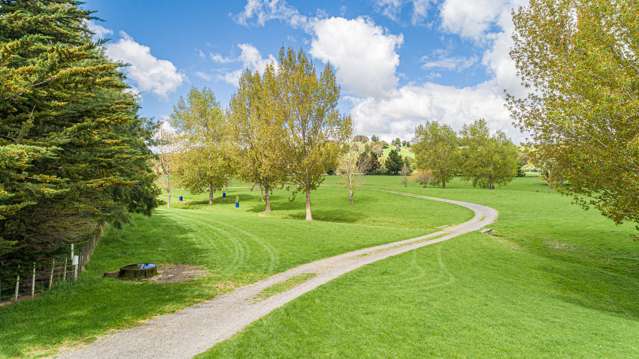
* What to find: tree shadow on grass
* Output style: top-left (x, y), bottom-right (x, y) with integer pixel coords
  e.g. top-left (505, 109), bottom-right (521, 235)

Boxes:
top-left (180, 193), bottom-right (257, 209)
top-left (287, 209), bottom-right (367, 223)
top-left (528, 227), bottom-right (639, 321)
top-left (0, 212), bottom-right (219, 358)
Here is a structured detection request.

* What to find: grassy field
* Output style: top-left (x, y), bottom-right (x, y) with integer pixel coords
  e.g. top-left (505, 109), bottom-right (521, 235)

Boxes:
top-left (0, 177), bottom-right (471, 358)
top-left (204, 177), bottom-right (639, 358)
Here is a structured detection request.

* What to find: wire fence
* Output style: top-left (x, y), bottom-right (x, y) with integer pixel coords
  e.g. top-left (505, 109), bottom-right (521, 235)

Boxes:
top-left (0, 228), bottom-right (101, 305)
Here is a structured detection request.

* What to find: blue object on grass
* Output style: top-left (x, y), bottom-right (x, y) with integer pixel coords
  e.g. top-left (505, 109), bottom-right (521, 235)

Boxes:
top-left (179, 195), bottom-right (184, 202)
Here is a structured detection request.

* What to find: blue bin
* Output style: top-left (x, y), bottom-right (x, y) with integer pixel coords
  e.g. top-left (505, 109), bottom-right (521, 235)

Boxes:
top-left (178, 195), bottom-right (184, 202)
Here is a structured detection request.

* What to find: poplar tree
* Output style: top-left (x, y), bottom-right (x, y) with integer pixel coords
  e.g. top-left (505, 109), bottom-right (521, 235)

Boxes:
top-left (277, 49), bottom-right (348, 221)
top-left (509, 0), bottom-right (639, 230)
top-left (459, 119), bottom-right (518, 189)
top-left (228, 67), bottom-right (287, 213)
top-left (171, 88), bottom-right (233, 205)
top-left (0, 0), bottom-right (158, 266)
top-left (413, 122), bottom-right (460, 188)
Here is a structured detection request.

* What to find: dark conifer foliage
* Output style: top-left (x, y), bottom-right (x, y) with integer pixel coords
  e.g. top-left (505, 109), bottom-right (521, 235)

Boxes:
top-left (0, 1), bottom-right (159, 268)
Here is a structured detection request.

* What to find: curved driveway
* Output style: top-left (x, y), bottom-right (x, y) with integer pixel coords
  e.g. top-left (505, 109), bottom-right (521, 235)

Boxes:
top-left (57, 191), bottom-right (498, 359)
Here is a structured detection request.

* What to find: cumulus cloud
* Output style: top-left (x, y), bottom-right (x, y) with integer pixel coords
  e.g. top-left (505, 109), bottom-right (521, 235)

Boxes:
top-left (310, 17), bottom-right (403, 98)
top-left (210, 53), bottom-right (234, 64)
top-left (235, 0), bottom-right (314, 31)
top-left (85, 20), bottom-right (113, 39)
top-left (350, 81), bottom-right (518, 142)
top-left (375, 0), bottom-right (435, 25)
top-left (221, 43), bottom-right (277, 86)
top-left (421, 54), bottom-right (477, 71)
top-left (440, 0), bottom-right (508, 40)
top-left (229, 0), bottom-right (527, 141)
top-left (439, 0), bottom-right (527, 96)
top-left (106, 32), bottom-right (184, 97)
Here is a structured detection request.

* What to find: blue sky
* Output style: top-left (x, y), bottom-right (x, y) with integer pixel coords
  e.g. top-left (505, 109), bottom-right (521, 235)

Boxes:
top-left (83, 0), bottom-right (527, 141)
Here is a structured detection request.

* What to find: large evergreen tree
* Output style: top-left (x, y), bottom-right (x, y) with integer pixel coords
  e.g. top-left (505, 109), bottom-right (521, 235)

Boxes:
top-left (0, 1), bottom-right (158, 267)
top-left (384, 148), bottom-right (403, 175)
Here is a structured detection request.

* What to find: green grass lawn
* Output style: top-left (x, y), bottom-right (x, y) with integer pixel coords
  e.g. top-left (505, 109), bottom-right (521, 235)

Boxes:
top-left (204, 177), bottom-right (639, 358)
top-left (0, 177), bottom-right (471, 358)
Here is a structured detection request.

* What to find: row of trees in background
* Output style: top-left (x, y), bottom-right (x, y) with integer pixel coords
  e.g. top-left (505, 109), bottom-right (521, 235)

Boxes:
top-left (0, 2), bottom-right (158, 270)
top-left (413, 119), bottom-right (519, 189)
top-left (159, 49), bottom-right (350, 221)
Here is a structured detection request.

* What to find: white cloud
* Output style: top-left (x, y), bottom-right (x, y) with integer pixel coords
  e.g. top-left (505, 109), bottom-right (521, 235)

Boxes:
top-left (221, 43), bottom-right (277, 86)
top-left (195, 71), bottom-right (212, 81)
top-left (422, 55), bottom-right (477, 71)
top-left (439, 0), bottom-right (527, 96)
top-left (310, 17), bottom-right (403, 98)
top-left (350, 81), bottom-right (519, 142)
top-left (229, 0), bottom-right (527, 141)
top-left (210, 53), bottom-right (234, 64)
top-left (106, 32), bottom-right (184, 97)
top-left (85, 20), bottom-right (113, 39)
top-left (375, 0), bottom-right (435, 25)
top-left (235, 0), bottom-right (314, 31)
top-left (440, 0), bottom-right (507, 40)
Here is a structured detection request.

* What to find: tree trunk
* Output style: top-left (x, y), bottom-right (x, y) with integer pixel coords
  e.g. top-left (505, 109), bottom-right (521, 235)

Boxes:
top-left (208, 184), bottom-right (214, 205)
top-left (167, 174), bottom-right (171, 208)
top-left (442, 179), bottom-right (446, 188)
top-left (305, 189), bottom-right (312, 221)
top-left (264, 184), bottom-right (272, 213)
top-left (348, 189), bottom-right (353, 204)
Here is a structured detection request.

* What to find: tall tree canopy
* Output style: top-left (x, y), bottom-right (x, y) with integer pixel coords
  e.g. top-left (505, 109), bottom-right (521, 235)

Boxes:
top-left (460, 119), bottom-right (518, 189)
top-left (228, 67), bottom-right (288, 213)
top-left (0, 0), bottom-right (158, 266)
top-left (171, 88), bottom-right (233, 205)
top-left (509, 0), bottom-right (639, 229)
top-left (413, 122), bottom-right (460, 188)
top-left (277, 49), bottom-right (349, 221)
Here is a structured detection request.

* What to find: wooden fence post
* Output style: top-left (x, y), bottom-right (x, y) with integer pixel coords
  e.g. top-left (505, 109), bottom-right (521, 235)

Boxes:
top-left (49, 258), bottom-right (55, 289)
top-left (14, 275), bottom-right (19, 302)
top-left (31, 263), bottom-right (36, 298)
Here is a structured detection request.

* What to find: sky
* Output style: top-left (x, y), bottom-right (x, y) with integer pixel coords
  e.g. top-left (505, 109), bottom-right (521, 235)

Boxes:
top-left (83, 0), bottom-right (528, 142)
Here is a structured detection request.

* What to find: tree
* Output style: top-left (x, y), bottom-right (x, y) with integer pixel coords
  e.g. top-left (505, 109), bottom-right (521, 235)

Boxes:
top-left (155, 122), bottom-right (178, 208)
top-left (400, 161), bottom-right (411, 187)
top-left (392, 137), bottom-right (402, 148)
top-left (171, 88), bottom-right (233, 205)
top-left (353, 135), bottom-right (369, 143)
top-left (385, 148), bottom-right (403, 175)
top-left (413, 122), bottom-right (460, 188)
top-left (0, 1), bottom-right (158, 268)
top-left (509, 0), bottom-right (639, 229)
top-left (371, 135), bottom-right (380, 142)
top-left (357, 150), bottom-right (380, 175)
top-left (277, 49), bottom-right (349, 221)
top-left (459, 119), bottom-right (518, 189)
top-left (228, 68), bottom-right (288, 213)
top-left (338, 147), bottom-right (360, 204)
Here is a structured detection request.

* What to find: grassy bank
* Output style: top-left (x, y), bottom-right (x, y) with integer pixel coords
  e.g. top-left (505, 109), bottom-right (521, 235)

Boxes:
top-left (0, 177), bottom-right (471, 358)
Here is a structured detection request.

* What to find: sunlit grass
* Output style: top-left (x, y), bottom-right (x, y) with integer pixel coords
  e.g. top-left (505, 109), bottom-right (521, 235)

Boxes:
top-left (204, 177), bottom-right (639, 358)
top-left (0, 176), bottom-right (471, 358)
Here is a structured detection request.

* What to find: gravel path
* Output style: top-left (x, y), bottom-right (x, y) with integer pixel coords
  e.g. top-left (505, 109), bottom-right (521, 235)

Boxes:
top-left (56, 192), bottom-right (497, 359)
